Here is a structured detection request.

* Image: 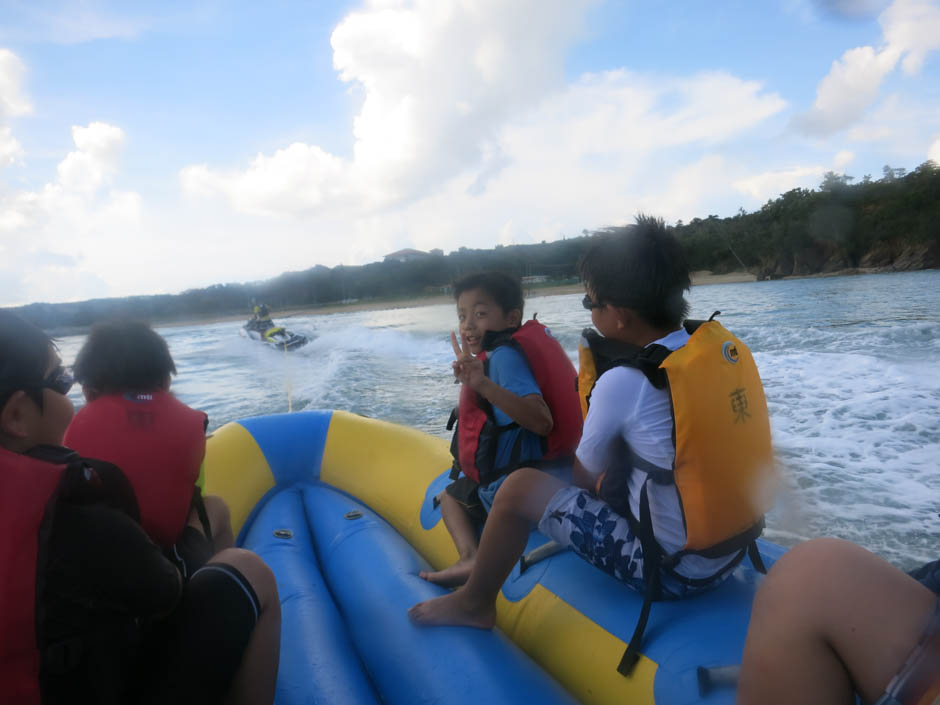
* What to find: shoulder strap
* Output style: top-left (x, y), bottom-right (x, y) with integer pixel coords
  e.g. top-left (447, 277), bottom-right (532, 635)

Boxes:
top-left (52, 452), bottom-right (141, 523)
top-left (481, 326), bottom-right (519, 352)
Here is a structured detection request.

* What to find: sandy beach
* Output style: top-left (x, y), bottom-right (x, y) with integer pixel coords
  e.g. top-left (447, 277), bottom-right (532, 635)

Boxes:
top-left (164, 270), bottom-right (758, 328)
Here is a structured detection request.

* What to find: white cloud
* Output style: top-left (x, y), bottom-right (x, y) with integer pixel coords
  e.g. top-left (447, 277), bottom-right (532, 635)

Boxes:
top-left (182, 0), bottom-right (595, 215)
top-left (0, 126), bottom-right (22, 167)
top-left (0, 122), bottom-right (144, 304)
top-left (881, 0), bottom-right (940, 73)
top-left (180, 142), bottom-right (352, 217)
top-left (928, 136), bottom-right (940, 162)
top-left (0, 3), bottom-right (151, 45)
top-left (0, 49), bottom-right (32, 118)
top-left (733, 166), bottom-right (828, 202)
top-left (56, 122), bottom-right (126, 193)
top-left (793, 45), bottom-right (901, 135)
top-left (793, 0), bottom-right (940, 135)
top-left (834, 149), bottom-right (855, 167)
top-left (170, 1), bottom-right (790, 290)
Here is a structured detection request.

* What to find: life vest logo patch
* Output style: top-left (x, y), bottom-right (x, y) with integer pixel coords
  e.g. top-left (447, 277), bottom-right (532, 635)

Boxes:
top-left (722, 341), bottom-right (739, 364)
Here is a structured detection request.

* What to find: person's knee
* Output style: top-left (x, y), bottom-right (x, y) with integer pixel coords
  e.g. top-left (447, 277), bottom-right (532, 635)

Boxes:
top-left (204, 495), bottom-right (233, 533)
top-left (491, 467), bottom-right (542, 508)
top-left (438, 491), bottom-right (459, 513)
top-left (754, 538), bottom-right (859, 617)
top-left (210, 548), bottom-right (278, 610)
top-left (204, 495), bottom-right (231, 524)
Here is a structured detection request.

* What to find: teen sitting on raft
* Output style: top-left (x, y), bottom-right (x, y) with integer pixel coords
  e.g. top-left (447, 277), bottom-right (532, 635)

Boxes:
top-left (65, 320), bottom-right (235, 558)
top-left (410, 217), bottom-right (775, 668)
top-left (420, 272), bottom-right (580, 587)
top-left (0, 311), bottom-right (280, 705)
top-left (738, 538), bottom-right (939, 704)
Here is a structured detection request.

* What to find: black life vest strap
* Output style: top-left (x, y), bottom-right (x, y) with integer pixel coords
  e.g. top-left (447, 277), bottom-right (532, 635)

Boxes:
top-left (748, 540), bottom-right (768, 574)
top-left (191, 485), bottom-right (214, 553)
top-left (627, 449), bottom-right (673, 484)
top-left (618, 479), bottom-right (661, 676)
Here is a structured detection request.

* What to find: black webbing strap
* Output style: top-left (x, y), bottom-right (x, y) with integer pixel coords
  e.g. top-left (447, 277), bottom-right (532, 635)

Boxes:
top-left (617, 480), bottom-right (661, 676)
top-left (748, 540), bottom-right (767, 574)
top-left (191, 486), bottom-right (214, 553)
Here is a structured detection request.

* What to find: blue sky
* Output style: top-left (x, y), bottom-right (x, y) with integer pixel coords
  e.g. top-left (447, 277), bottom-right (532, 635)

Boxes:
top-left (1, 0), bottom-right (938, 305)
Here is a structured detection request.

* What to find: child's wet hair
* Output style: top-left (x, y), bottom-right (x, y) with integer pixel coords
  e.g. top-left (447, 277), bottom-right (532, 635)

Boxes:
top-left (579, 215), bottom-right (691, 329)
top-left (452, 272), bottom-right (524, 317)
top-left (73, 319), bottom-right (177, 394)
top-left (0, 310), bottom-right (54, 411)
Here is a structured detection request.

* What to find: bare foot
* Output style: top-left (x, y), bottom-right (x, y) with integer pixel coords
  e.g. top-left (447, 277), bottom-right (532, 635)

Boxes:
top-left (419, 557), bottom-right (475, 587)
top-left (408, 589), bottom-right (497, 629)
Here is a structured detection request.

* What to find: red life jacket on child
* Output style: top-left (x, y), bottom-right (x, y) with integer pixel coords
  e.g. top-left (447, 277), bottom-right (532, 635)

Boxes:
top-left (0, 445), bottom-right (66, 705)
top-left (451, 319), bottom-right (582, 485)
top-left (64, 391), bottom-right (207, 548)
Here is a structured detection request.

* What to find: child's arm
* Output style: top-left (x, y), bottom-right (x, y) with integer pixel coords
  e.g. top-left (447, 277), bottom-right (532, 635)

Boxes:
top-left (473, 378), bottom-right (553, 436)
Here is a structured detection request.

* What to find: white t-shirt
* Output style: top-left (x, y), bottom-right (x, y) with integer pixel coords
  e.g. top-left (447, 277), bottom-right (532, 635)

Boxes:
top-left (575, 327), bottom-right (736, 580)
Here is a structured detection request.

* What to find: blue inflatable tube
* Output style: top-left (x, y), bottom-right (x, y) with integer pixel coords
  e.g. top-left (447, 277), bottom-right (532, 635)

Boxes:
top-left (205, 410), bottom-right (787, 705)
top-left (241, 487), bottom-right (379, 705)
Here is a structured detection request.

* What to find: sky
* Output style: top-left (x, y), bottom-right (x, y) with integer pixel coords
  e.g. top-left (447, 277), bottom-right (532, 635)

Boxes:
top-left (1, 0), bottom-right (939, 306)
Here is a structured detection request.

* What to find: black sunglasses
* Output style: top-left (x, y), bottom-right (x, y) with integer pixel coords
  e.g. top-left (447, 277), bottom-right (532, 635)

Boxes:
top-left (40, 365), bottom-right (74, 396)
top-left (582, 294), bottom-right (606, 311)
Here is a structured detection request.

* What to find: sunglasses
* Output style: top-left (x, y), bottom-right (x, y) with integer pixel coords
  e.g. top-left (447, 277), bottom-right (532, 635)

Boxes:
top-left (582, 294), bottom-right (606, 311)
top-left (40, 365), bottom-right (74, 396)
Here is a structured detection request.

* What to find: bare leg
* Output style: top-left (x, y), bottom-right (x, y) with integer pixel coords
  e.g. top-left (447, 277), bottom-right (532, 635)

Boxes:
top-left (187, 494), bottom-right (236, 551)
top-left (420, 492), bottom-right (480, 587)
top-left (204, 495), bottom-right (235, 550)
top-left (212, 548), bottom-right (281, 705)
top-left (737, 538), bottom-right (938, 705)
top-left (408, 468), bottom-right (567, 628)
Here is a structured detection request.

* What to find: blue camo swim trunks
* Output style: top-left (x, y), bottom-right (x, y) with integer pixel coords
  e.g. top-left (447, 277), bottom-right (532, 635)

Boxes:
top-left (537, 486), bottom-right (712, 599)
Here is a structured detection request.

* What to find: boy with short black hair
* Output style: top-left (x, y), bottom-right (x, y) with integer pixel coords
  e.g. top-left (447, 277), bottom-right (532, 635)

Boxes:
top-left (0, 310), bottom-right (280, 705)
top-left (420, 271), bottom-right (580, 587)
top-left (66, 319), bottom-right (235, 560)
top-left (410, 217), bottom-right (774, 675)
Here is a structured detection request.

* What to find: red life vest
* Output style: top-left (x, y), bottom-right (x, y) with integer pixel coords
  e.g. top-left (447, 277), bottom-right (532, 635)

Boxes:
top-left (0, 445), bottom-right (67, 705)
top-left (453, 319), bottom-right (582, 485)
top-left (64, 391), bottom-right (206, 548)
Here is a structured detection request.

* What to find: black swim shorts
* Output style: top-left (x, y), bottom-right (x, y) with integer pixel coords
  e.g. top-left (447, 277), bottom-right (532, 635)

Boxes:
top-left (133, 561), bottom-right (261, 704)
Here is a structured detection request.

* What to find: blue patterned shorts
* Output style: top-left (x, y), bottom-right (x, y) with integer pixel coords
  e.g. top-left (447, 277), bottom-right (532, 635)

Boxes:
top-left (538, 486), bottom-right (708, 599)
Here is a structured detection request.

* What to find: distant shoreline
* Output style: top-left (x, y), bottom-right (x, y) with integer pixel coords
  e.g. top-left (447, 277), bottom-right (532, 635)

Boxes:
top-left (159, 270), bottom-right (759, 329)
top-left (150, 266), bottom-right (920, 330)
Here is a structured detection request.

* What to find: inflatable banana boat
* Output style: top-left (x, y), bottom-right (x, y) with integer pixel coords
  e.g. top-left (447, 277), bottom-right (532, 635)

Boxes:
top-left (204, 410), bottom-right (783, 705)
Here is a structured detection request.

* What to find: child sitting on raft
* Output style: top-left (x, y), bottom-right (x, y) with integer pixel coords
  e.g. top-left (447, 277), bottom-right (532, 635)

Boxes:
top-left (65, 320), bottom-right (235, 568)
top-left (410, 217), bottom-right (775, 673)
top-left (420, 272), bottom-right (580, 587)
top-left (0, 310), bottom-right (280, 705)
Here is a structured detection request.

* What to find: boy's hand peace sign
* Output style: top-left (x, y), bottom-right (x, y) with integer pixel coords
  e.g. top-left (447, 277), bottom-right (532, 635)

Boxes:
top-left (450, 331), bottom-right (485, 391)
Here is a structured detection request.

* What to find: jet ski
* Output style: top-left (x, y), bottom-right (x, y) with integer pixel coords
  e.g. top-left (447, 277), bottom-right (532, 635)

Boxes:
top-left (242, 322), bottom-right (309, 351)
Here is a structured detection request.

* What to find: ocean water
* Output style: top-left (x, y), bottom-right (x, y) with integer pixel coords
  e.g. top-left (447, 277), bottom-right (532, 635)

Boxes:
top-left (55, 270), bottom-right (940, 571)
